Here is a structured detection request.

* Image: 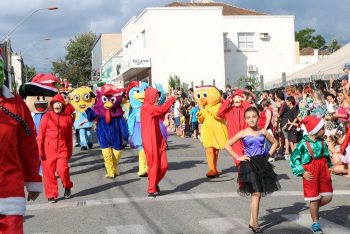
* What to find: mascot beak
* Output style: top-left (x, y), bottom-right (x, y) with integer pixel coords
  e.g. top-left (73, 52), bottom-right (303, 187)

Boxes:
top-left (199, 97), bottom-right (207, 107)
top-left (133, 92), bottom-right (145, 102)
top-left (104, 101), bottom-right (113, 109)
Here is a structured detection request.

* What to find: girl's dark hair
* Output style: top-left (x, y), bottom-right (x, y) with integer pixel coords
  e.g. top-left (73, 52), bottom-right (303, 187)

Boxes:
top-left (190, 101), bottom-right (196, 107)
top-left (244, 106), bottom-right (259, 117)
top-left (325, 92), bottom-right (335, 99)
top-left (261, 99), bottom-right (270, 108)
top-left (286, 96), bottom-right (296, 106)
top-left (276, 90), bottom-right (285, 100)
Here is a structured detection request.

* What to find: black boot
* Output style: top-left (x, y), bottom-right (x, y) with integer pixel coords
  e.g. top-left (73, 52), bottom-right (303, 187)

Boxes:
top-left (81, 146), bottom-right (88, 150)
top-left (87, 143), bottom-right (93, 149)
top-left (64, 189), bottom-right (71, 199)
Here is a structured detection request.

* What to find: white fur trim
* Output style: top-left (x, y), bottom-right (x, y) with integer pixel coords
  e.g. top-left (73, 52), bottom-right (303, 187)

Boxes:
top-left (304, 195), bottom-right (321, 201)
top-left (0, 197), bottom-right (26, 215)
top-left (1, 85), bottom-right (14, 99)
top-left (25, 182), bottom-right (43, 192)
top-left (320, 192), bottom-right (333, 197)
top-left (309, 119), bottom-right (325, 135)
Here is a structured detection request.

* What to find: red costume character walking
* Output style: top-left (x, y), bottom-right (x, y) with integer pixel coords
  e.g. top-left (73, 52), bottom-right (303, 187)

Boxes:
top-left (141, 87), bottom-right (175, 198)
top-left (0, 85), bottom-right (42, 234)
top-left (217, 89), bottom-right (250, 165)
top-left (37, 94), bottom-right (74, 203)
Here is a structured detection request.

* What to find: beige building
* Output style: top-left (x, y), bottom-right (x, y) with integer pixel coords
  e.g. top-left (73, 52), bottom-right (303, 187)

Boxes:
top-left (91, 33), bottom-right (122, 80)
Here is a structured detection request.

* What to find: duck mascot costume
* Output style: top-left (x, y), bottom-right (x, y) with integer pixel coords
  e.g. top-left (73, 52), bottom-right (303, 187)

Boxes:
top-left (217, 89), bottom-right (250, 165)
top-left (195, 85), bottom-right (228, 178)
top-left (126, 81), bottom-right (149, 177)
top-left (86, 84), bottom-right (128, 178)
top-left (70, 86), bottom-right (96, 150)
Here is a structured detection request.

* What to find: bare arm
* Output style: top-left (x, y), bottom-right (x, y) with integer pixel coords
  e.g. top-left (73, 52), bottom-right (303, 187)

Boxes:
top-left (224, 130), bottom-right (250, 162)
top-left (264, 108), bottom-right (272, 130)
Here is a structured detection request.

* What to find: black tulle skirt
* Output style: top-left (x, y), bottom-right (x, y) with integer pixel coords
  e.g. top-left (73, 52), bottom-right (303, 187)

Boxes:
top-left (237, 156), bottom-right (281, 196)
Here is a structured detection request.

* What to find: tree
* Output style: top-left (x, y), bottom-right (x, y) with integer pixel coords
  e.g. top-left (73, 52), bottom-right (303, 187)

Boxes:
top-left (295, 28), bottom-right (326, 50)
top-left (327, 38), bottom-right (341, 53)
top-left (24, 65), bottom-right (36, 82)
top-left (168, 75), bottom-right (181, 89)
top-left (52, 32), bottom-right (97, 86)
top-left (235, 76), bottom-right (260, 91)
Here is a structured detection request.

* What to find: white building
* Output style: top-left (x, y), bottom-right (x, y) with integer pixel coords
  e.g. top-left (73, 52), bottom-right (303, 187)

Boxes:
top-left (101, 49), bottom-right (124, 87)
top-left (113, 2), bottom-right (296, 91)
top-left (11, 53), bottom-right (24, 91)
top-left (91, 33), bottom-right (123, 82)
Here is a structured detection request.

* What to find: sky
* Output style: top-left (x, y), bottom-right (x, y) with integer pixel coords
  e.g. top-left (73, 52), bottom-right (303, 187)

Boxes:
top-left (0, 0), bottom-right (349, 74)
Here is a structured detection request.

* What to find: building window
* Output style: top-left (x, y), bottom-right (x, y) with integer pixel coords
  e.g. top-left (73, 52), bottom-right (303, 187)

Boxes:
top-left (223, 32), bottom-right (229, 51)
top-left (141, 30), bottom-right (146, 48)
top-left (238, 32), bottom-right (255, 50)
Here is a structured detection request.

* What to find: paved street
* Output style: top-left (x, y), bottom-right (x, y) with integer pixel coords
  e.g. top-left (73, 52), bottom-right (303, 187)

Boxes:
top-left (25, 134), bottom-right (350, 234)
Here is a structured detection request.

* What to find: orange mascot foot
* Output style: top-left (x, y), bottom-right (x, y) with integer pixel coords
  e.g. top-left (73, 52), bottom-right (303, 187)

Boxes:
top-left (206, 170), bottom-right (217, 178)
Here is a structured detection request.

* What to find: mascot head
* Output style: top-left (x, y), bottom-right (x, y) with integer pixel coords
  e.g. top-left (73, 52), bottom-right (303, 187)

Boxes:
top-left (70, 86), bottom-right (96, 113)
top-left (126, 81), bottom-right (149, 108)
top-left (93, 84), bottom-right (124, 120)
top-left (19, 73), bottom-right (60, 113)
top-left (194, 85), bottom-right (221, 108)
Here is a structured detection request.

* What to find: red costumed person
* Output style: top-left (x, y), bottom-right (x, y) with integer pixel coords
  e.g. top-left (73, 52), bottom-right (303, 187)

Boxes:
top-left (217, 89), bottom-right (250, 165)
top-left (0, 60), bottom-right (42, 233)
top-left (37, 94), bottom-right (74, 203)
top-left (141, 87), bottom-right (175, 198)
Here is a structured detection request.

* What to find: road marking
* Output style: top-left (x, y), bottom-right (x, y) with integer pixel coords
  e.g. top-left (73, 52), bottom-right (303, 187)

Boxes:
top-left (199, 217), bottom-right (251, 234)
top-left (282, 214), bottom-right (350, 234)
top-left (26, 190), bottom-right (350, 211)
top-left (106, 225), bottom-right (150, 234)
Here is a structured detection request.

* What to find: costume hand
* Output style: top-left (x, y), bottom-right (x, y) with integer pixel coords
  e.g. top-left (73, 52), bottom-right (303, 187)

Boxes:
top-left (27, 192), bottom-right (40, 201)
top-left (303, 171), bottom-right (314, 180)
top-left (238, 155), bottom-right (251, 162)
top-left (79, 120), bottom-right (88, 127)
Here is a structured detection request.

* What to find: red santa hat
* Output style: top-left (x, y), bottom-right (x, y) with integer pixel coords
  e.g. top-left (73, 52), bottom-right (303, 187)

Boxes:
top-left (232, 89), bottom-right (244, 98)
top-left (298, 116), bottom-right (325, 135)
top-left (101, 84), bottom-right (124, 97)
top-left (125, 81), bottom-right (140, 100)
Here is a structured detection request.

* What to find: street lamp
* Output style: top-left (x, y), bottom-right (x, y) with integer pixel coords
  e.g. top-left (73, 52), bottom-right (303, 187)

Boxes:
top-left (0, 6), bottom-right (59, 43)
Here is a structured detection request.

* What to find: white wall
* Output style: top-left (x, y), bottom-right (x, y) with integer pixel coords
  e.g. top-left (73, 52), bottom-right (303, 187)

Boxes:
top-left (222, 16), bottom-right (295, 85)
top-left (121, 7), bottom-right (226, 90)
top-left (11, 54), bottom-right (23, 90)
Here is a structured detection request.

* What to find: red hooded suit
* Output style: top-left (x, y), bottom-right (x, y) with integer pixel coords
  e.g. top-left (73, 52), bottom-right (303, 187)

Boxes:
top-left (0, 85), bottom-right (42, 234)
top-left (37, 94), bottom-right (73, 199)
top-left (217, 90), bottom-right (250, 165)
top-left (141, 87), bottom-right (175, 194)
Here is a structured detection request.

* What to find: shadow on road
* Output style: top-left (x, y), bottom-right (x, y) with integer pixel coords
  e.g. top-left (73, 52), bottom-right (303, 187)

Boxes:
top-left (261, 202), bottom-right (309, 231)
top-left (24, 215), bottom-right (35, 222)
top-left (277, 173), bottom-right (291, 181)
top-left (167, 144), bottom-right (194, 150)
top-left (69, 178), bottom-right (140, 199)
top-left (70, 164), bottom-right (105, 176)
top-left (70, 158), bottom-right (104, 168)
top-left (168, 160), bottom-right (205, 171)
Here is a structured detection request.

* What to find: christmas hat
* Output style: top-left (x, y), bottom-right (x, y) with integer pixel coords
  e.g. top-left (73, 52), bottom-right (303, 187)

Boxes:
top-left (19, 73), bottom-right (60, 98)
top-left (101, 84), bottom-right (124, 96)
top-left (125, 81), bottom-right (140, 100)
top-left (298, 116), bottom-right (324, 135)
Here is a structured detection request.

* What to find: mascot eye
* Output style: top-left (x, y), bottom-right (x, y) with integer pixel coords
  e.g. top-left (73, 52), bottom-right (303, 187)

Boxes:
top-left (110, 97), bottom-right (116, 103)
top-left (136, 90), bottom-right (140, 93)
top-left (83, 93), bottom-right (90, 101)
top-left (73, 94), bottom-right (80, 102)
top-left (196, 93), bottom-right (201, 99)
top-left (203, 92), bottom-right (208, 98)
top-left (102, 96), bottom-right (108, 103)
top-left (42, 96), bottom-right (46, 101)
top-left (36, 96), bottom-right (40, 101)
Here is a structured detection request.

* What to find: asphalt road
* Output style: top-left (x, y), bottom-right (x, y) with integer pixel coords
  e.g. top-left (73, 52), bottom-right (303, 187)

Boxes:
top-left (24, 134), bottom-right (350, 234)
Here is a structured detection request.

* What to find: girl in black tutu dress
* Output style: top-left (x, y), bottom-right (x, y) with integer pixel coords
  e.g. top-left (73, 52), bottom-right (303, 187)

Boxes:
top-left (225, 107), bottom-right (280, 233)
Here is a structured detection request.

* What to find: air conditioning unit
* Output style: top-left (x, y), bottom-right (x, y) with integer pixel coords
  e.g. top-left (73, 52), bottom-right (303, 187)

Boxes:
top-left (247, 65), bottom-right (258, 72)
top-left (259, 33), bottom-right (270, 39)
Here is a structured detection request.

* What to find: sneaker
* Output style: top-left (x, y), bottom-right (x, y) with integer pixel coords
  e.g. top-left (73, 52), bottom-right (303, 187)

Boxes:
top-left (87, 143), bottom-right (93, 149)
top-left (284, 154), bottom-right (291, 160)
top-left (268, 157), bottom-right (275, 162)
top-left (48, 198), bottom-right (57, 204)
top-left (148, 193), bottom-right (157, 199)
top-left (81, 146), bottom-right (88, 150)
top-left (311, 222), bottom-right (323, 234)
top-left (156, 185), bottom-right (160, 194)
top-left (64, 189), bottom-right (71, 199)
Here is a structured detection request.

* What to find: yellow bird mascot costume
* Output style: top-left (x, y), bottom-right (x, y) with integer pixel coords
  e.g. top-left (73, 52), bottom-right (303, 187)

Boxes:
top-left (195, 85), bottom-right (228, 178)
